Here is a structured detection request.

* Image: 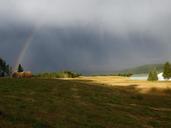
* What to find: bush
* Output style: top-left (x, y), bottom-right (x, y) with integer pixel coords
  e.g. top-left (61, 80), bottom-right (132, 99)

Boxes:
top-left (36, 71), bottom-right (81, 79)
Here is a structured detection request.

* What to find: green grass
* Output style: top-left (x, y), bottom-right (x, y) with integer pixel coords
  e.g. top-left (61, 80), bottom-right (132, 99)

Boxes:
top-left (0, 78), bottom-right (171, 128)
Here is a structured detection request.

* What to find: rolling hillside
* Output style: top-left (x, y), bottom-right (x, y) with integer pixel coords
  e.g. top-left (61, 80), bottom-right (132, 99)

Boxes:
top-left (118, 64), bottom-right (164, 74)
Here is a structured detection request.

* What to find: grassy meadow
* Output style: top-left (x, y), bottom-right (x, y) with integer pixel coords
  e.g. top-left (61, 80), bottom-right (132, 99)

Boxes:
top-left (0, 77), bottom-right (171, 128)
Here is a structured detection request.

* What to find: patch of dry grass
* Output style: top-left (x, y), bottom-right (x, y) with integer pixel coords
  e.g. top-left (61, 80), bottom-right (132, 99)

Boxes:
top-left (70, 76), bottom-right (171, 93)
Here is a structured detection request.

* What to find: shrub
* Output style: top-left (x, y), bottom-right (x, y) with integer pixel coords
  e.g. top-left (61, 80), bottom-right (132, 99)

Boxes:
top-left (37, 71), bottom-right (81, 79)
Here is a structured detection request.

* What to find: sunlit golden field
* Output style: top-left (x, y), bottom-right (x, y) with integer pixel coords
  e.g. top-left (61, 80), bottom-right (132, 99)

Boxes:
top-left (63, 76), bottom-right (171, 93)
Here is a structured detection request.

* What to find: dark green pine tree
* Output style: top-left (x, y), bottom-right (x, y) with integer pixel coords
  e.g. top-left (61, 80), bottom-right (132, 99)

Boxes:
top-left (17, 64), bottom-right (24, 72)
top-left (148, 69), bottom-right (158, 81)
top-left (0, 58), bottom-right (3, 76)
top-left (0, 57), bottom-right (12, 77)
top-left (163, 62), bottom-right (171, 80)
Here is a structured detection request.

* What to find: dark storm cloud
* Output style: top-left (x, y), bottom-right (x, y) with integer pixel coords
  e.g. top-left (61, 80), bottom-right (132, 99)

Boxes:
top-left (0, 0), bottom-right (171, 73)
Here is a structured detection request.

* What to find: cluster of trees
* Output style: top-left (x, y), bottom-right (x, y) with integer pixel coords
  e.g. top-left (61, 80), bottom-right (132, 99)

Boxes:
top-left (0, 57), bottom-right (12, 77)
top-left (115, 73), bottom-right (133, 77)
top-left (0, 56), bottom-right (25, 78)
top-left (91, 73), bottom-right (133, 77)
top-left (148, 62), bottom-right (171, 81)
top-left (37, 71), bottom-right (81, 79)
top-left (0, 56), bottom-right (79, 79)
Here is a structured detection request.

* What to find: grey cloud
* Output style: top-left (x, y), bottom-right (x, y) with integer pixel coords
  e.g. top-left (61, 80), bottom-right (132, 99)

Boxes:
top-left (0, 0), bottom-right (171, 74)
top-left (0, 0), bottom-right (171, 27)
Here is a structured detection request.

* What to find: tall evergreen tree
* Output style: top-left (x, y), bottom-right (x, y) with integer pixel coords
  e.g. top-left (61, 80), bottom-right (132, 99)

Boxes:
top-left (163, 62), bottom-right (171, 80)
top-left (0, 57), bottom-right (11, 77)
top-left (17, 64), bottom-right (24, 72)
top-left (148, 69), bottom-right (158, 81)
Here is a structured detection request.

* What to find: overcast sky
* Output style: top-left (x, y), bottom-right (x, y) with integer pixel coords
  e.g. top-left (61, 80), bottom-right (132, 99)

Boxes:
top-left (0, 0), bottom-right (171, 73)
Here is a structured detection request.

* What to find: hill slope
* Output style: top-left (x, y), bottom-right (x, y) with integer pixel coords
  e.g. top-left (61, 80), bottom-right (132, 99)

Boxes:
top-left (118, 64), bottom-right (164, 74)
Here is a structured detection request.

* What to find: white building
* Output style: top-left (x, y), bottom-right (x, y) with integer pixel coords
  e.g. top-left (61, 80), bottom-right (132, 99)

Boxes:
top-left (130, 73), bottom-right (171, 81)
top-left (158, 73), bottom-right (171, 81)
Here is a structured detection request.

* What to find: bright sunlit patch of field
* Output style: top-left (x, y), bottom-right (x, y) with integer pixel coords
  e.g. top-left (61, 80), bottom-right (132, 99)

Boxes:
top-left (66, 76), bottom-right (171, 93)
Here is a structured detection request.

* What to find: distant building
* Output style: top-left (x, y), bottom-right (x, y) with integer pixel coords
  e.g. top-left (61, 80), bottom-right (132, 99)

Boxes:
top-left (158, 73), bottom-right (171, 81)
top-left (130, 73), bottom-right (171, 81)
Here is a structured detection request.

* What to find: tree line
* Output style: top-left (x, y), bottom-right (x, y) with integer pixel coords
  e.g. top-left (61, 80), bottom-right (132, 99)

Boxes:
top-left (37, 71), bottom-right (81, 78)
top-left (0, 56), bottom-right (25, 77)
top-left (0, 56), bottom-right (80, 78)
top-left (0, 57), bottom-right (12, 77)
top-left (1, 56), bottom-right (171, 80)
top-left (148, 62), bottom-right (171, 81)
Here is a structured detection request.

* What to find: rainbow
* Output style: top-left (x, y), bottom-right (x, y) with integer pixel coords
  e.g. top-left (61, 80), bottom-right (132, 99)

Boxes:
top-left (15, 30), bottom-right (35, 70)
